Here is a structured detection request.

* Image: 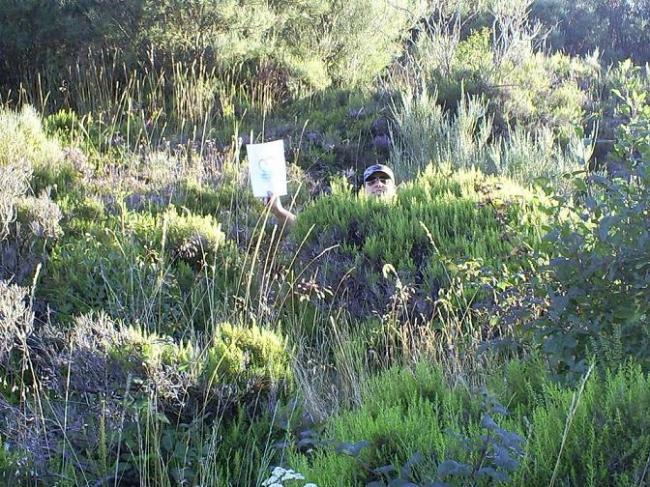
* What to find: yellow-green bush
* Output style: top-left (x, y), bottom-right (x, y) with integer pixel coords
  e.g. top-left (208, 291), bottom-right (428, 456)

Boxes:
top-left (204, 322), bottom-right (292, 387)
top-left (107, 321), bottom-right (291, 398)
top-left (161, 206), bottom-right (226, 268)
top-left (0, 106), bottom-right (63, 170)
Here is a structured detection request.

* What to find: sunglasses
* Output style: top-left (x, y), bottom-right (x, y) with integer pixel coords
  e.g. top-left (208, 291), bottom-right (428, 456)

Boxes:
top-left (365, 176), bottom-right (391, 184)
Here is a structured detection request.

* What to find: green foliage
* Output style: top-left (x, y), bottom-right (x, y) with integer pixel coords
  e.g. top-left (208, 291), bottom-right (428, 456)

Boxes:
top-left (1, 0), bottom-right (422, 109)
top-left (162, 206), bottom-right (226, 268)
top-left (2, 6), bottom-right (650, 487)
top-left (291, 167), bottom-right (546, 317)
top-left (390, 89), bottom-right (493, 178)
top-left (405, 19), bottom-right (591, 149)
top-left (531, 0), bottom-right (650, 65)
top-left (44, 109), bottom-right (84, 146)
top-left (391, 57), bottom-right (590, 184)
top-left (416, 26), bottom-right (493, 105)
top-left (0, 0), bottom-right (140, 80)
top-left (39, 198), bottom-right (243, 328)
top-left (0, 435), bottom-right (27, 484)
top-left (204, 322), bottom-right (292, 387)
top-left (532, 105), bottom-right (650, 378)
top-left (610, 63), bottom-right (650, 165)
top-left (0, 107), bottom-right (66, 283)
top-left (0, 105), bottom-right (63, 170)
top-left (495, 52), bottom-right (587, 141)
top-left (41, 213), bottom-right (164, 321)
top-left (117, 401), bottom-right (284, 486)
top-left (513, 363), bottom-right (650, 485)
top-left (289, 360), bottom-right (650, 486)
top-left (528, 86), bottom-right (650, 378)
top-left (35, 315), bottom-right (291, 486)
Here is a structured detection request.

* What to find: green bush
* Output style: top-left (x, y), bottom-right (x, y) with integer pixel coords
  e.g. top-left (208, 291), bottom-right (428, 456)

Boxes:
top-left (531, 91), bottom-right (650, 378)
top-left (290, 167), bottom-right (547, 318)
top-left (407, 22), bottom-right (591, 143)
top-left (289, 359), bottom-right (650, 486)
top-left (40, 213), bottom-right (168, 322)
top-left (1, 1), bottom-right (423, 107)
top-left (0, 105), bottom-right (63, 170)
top-left (162, 206), bottom-right (226, 268)
top-left (40, 204), bottom-right (242, 330)
top-left (204, 322), bottom-right (292, 388)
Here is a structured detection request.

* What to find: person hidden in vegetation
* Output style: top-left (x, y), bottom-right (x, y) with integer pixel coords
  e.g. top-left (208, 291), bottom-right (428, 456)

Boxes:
top-left (264, 164), bottom-right (396, 228)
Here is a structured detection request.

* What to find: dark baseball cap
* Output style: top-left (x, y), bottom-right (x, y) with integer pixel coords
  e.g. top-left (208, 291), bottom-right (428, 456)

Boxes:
top-left (363, 164), bottom-right (394, 182)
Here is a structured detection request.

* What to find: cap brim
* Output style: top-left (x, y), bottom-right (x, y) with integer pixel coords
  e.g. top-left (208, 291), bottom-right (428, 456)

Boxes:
top-left (364, 171), bottom-right (392, 181)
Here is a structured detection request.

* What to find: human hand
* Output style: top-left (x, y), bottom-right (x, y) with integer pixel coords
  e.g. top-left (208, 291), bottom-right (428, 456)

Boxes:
top-left (263, 191), bottom-right (283, 216)
top-left (262, 191), bottom-right (296, 227)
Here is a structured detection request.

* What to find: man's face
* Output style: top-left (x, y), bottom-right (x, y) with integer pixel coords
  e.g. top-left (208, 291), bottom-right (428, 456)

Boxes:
top-left (364, 173), bottom-right (396, 198)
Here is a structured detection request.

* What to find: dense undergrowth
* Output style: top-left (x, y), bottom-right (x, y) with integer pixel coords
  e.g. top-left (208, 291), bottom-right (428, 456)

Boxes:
top-left (1, 1), bottom-right (649, 485)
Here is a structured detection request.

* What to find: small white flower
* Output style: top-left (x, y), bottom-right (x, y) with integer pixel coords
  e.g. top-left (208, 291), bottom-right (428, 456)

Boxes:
top-left (304, 484), bottom-right (319, 487)
top-left (261, 475), bottom-right (279, 486)
top-left (282, 471), bottom-right (305, 481)
top-left (272, 466), bottom-right (286, 476)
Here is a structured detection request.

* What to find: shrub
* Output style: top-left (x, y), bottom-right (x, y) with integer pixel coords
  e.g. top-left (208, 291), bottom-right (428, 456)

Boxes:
top-left (0, 107), bottom-right (65, 283)
top-left (390, 88), bottom-right (492, 179)
top-left (0, 281), bottom-right (33, 364)
top-left (390, 75), bottom-right (587, 186)
top-left (204, 322), bottom-right (292, 388)
top-left (0, 106), bottom-right (63, 170)
top-left (527, 85), bottom-right (650, 379)
top-left (2, 1), bottom-right (423, 108)
top-left (40, 211), bottom-right (180, 325)
top-left (290, 166), bottom-right (547, 319)
top-left (289, 359), bottom-right (650, 486)
top-left (532, 155), bottom-right (650, 378)
top-left (403, 19), bottom-right (591, 148)
top-left (104, 321), bottom-right (292, 437)
top-left (40, 205), bottom-right (241, 330)
top-left (0, 307), bottom-right (293, 485)
top-left (487, 124), bottom-right (583, 183)
top-left (0, 106), bottom-right (67, 284)
top-left (162, 206), bottom-right (226, 268)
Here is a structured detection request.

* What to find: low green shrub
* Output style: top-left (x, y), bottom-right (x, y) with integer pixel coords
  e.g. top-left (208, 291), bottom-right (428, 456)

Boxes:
top-left (0, 309), bottom-right (293, 486)
top-left (41, 215), bottom-right (162, 322)
top-left (39, 204), bottom-right (238, 329)
top-left (289, 359), bottom-right (650, 486)
top-left (105, 321), bottom-right (292, 431)
top-left (205, 322), bottom-right (292, 388)
top-left (162, 206), bottom-right (226, 268)
top-left (0, 105), bottom-right (64, 170)
top-left (290, 167), bottom-right (547, 319)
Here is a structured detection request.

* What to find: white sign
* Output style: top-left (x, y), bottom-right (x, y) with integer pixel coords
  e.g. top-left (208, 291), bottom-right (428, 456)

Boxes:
top-left (246, 139), bottom-right (287, 198)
